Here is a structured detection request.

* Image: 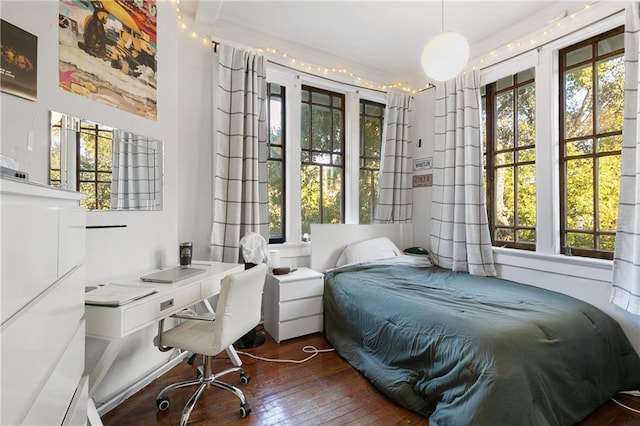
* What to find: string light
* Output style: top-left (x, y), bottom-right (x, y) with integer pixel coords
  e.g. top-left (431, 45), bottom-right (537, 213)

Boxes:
top-left (467, 1), bottom-right (601, 71)
top-left (170, 0), bottom-right (419, 94)
top-left (170, 0), bottom-right (603, 93)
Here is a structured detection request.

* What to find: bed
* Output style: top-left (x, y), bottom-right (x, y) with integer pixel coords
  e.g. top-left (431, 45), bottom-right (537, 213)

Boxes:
top-left (310, 224), bottom-right (640, 425)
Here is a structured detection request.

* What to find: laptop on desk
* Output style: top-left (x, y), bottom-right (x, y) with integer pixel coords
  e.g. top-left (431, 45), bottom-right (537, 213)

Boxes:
top-left (140, 267), bottom-right (205, 283)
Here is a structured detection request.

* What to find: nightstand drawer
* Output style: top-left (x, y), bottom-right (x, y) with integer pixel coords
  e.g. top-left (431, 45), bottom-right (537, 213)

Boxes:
top-left (278, 315), bottom-right (323, 341)
top-left (280, 296), bottom-right (323, 321)
top-left (279, 276), bottom-right (323, 301)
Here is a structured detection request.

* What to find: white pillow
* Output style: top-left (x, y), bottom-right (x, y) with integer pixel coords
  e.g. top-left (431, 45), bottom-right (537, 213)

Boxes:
top-left (335, 237), bottom-right (403, 267)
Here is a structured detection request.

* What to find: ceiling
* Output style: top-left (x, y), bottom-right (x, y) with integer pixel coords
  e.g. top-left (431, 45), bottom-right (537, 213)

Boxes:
top-left (180, 1), bottom-right (594, 89)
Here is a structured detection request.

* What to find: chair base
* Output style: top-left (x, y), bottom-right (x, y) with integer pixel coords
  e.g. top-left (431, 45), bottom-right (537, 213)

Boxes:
top-left (156, 355), bottom-right (251, 425)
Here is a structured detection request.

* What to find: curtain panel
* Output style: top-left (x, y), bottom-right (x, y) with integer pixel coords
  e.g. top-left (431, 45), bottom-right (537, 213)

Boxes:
top-left (611, 4), bottom-right (640, 316)
top-left (210, 45), bottom-right (268, 263)
top-left (430, 71), bottom-right (496, 276)
top-left (373, 89), bottom-right (413, 223)
top-left (110, 130), bottom-right (157, 210)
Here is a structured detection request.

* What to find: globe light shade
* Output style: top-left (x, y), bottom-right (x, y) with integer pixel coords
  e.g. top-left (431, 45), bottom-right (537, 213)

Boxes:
top-left (421, 31), bottom-right (470, 82)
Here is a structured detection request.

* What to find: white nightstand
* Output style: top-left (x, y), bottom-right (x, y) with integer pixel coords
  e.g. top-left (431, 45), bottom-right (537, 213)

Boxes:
top-left (263, 267), bottom-right (324, 343)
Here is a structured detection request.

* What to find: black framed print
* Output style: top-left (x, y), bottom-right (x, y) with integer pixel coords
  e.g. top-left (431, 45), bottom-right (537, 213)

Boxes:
top-left (1, 19), bottom-right (37, 101)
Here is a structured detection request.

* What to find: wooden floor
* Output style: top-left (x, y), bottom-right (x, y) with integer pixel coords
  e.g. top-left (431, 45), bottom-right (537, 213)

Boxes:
top-left (102, 330), bottom-right (640, 426)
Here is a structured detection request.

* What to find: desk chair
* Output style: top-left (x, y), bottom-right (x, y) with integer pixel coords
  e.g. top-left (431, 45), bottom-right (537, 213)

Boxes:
top-left (154, 263), bottom-right (267, 425)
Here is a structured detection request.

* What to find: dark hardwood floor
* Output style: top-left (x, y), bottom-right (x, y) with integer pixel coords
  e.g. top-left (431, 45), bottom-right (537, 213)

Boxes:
top-left (102, 329), bottom-right (640, 425)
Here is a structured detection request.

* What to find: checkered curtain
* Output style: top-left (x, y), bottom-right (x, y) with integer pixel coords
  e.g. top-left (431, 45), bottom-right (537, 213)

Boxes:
top-left (611, 4), bottom-right (640, 316)
top-left (210, 45), bottom-right (268, 263)
top-left (373, 89), bottom-right (413, 223)
top-left (430, 70), bottom-right (496, 276)
top-left (110, 131), bottom-right (158, 210)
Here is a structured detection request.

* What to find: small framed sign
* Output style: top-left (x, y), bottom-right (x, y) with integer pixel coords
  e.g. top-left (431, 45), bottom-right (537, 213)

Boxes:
top-left (413, 174), bottom-right (433, 188)
top-left (414, 157), bottom-right (432, 171)
top-left (1, 19), bottom-right (37, 101)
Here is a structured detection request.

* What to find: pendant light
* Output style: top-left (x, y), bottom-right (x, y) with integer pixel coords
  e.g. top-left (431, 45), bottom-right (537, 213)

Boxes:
top-left (421, 0), bottom-right (470, 82)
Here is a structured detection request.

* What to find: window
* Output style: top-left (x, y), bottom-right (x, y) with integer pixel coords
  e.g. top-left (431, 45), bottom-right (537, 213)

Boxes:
top-left (50, 115), bottom-right (114, 210)
top-left (267, 83), bottom-right (286, 243)
top-left (359, 100), bottom-right (384, 223)
top-left (300, 85), bottom-right (345, 234)
top-left (559, 27), bottom-right (624, 259)
top-left (482, 68), bottom-right (536, 250)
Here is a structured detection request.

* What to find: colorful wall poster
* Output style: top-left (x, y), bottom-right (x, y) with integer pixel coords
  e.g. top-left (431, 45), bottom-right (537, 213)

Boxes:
top-left (1, 19), bottom-right (37, 101)
top-left (58, 0), bottom-right (157, 120)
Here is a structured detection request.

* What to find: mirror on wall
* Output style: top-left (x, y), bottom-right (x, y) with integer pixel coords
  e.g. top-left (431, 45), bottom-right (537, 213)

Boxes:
top-left (49, 111), bottom-right (163, 211)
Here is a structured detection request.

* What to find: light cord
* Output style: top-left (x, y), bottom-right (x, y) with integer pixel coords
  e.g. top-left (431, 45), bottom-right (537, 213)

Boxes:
top-left (236, 345), bottom-right (335, 364)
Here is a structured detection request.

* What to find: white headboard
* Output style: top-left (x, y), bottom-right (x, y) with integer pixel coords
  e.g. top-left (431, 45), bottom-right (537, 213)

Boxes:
top-left (310, 223), bottom-right (414, 272)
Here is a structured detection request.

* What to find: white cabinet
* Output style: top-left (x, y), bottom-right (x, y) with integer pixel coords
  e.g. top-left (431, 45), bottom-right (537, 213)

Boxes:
top-left (264, 267), bottom-right (324, 342)
top-left (1, 177), bottom-right (86, 425)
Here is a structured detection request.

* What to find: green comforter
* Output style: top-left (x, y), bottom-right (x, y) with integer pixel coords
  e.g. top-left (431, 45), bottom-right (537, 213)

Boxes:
top-left (323, 264), bottom-right (640, 425)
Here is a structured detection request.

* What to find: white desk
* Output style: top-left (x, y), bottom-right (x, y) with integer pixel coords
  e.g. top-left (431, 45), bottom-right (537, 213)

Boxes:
top-left (85, 261), bottom-right (244, 399)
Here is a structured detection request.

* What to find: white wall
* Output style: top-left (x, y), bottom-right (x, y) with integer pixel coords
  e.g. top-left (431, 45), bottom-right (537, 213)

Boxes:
top-left (1, 0), bottom-right (182, 405)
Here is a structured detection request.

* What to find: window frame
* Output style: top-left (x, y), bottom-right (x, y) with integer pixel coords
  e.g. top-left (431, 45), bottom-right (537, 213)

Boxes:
top-left (358, 99), bottom-right (384, 224)
top-left (483, 69), bottom-right (537, 251)
top-left (267, 82), bottom-right (287, 244)
top-left (558, 25), bottom-right (624, 260)
top-left (300, 84), bottom-right (346, 234)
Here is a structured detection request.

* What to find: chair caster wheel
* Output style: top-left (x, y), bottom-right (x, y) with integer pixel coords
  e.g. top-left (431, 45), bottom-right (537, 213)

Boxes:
top-left (240, 402), bottom-right (252, 417)
top-left (240, 372), bottom-right (250, 385)
top-left (156, 396), bottom-right (170, 411)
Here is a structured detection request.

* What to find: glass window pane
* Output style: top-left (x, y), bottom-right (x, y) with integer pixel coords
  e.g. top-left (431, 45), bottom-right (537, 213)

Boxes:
top-left (565, 65), bottom-right (593, 138)
top-left (565, 138), bottom-right (594, 156)
top-left (496, 152), bottom-right (514, 165)
top-left (312, 91), bottom-right (330, 106)
top-left (301, 164), bottom-right (320, 234)
top-left (598, 33), bottom-right (624, 56)
top-left (332, 96), bottom-right (342, 108)
top-left (333, 110), bottom-right (343, 152)
top-left (496, 75), bottom-right (513, 91)
top-left (517, 164), bottom-right (536, 227)
top-left (312, 106), bottom-right (331, 151)
top-left (567, 232), bottom-right (594, 249)
top-left (359, 171), bottom-right (374, 224)
top-left (269, 98), bottom-right (283, 145)
top-left (494, 166), bottom-right (514, 226)
top-left (301, 89), bottom-right (309, 103)
top-left (495, 228), bottom-right (514, 242)
top-left (565, 158), bottom-right (594, 230)
top-left (97, 172), bottom-right (111, 182)
top-left (517, 84), bottom-right (535, 147)
top-left (597, 155), bottom-right (620, 231)
top-left (566, 45), bottom-right (592, 67)
top-left (597, 135), bottom-right (622, 153)
top-left (517, 229), bottom-right (536, 243)
top-left (322, 166), bottom-right (342, 224)
top-left (301, 104), bottom-right (310, 150)
top-left (270, 146), bottom-right (282, 159)
top-left (596, 56), bottom-right (624, 134)
top-left (365, 103), bottom-right (383, 116)
top-left (496, 92), bottom-right (514, 150)
top-left (598, 234), bottom-right (616, 251)
top-left (268, 161), bottom-right (283, 238)
top-left (269, 83), bottom-right (282, 96)
top-left (517, 148), bottom-right (535, 162)
top-left (517, 68), bottom-right (534, 83)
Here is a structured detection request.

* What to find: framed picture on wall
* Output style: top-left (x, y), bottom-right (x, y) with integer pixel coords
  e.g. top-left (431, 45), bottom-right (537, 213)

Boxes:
top-left (0, 19), bottom-right (37, 101)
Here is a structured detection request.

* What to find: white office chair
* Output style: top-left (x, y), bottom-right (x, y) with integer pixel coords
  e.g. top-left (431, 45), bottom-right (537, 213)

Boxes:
top-left (154, 263), bottom-right (267, 425)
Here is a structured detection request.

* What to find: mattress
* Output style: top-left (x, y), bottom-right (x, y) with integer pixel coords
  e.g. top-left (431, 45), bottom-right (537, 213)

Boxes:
top-left (323, 263), bottom-right (640, 425)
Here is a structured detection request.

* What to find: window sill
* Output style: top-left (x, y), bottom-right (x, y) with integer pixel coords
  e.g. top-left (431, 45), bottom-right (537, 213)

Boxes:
top-left (267, 241), bottom-right (311, 258)
top-left (492, 247), bottom-right (612, 282)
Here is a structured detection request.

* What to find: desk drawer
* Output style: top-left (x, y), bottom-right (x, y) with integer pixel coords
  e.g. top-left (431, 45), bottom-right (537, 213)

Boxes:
top-left (123, 286), bottom-right (200, 334)
top-left (280, 296), bottom-right (323, 321)
top-left (279, 276), bottom-right (323, 301)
